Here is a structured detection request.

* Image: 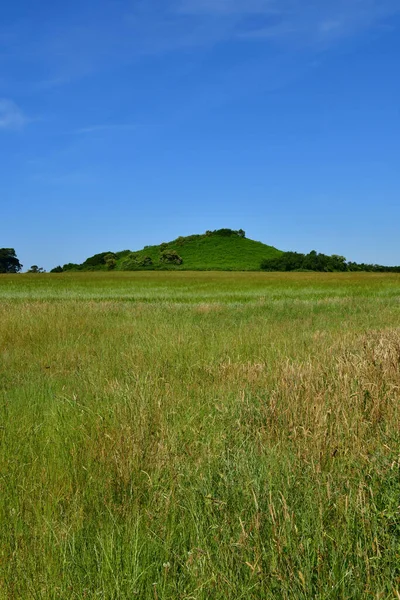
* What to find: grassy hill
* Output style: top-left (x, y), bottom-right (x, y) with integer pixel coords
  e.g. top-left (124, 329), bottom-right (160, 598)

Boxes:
top-left (61, 229), bottom-right (283, 272)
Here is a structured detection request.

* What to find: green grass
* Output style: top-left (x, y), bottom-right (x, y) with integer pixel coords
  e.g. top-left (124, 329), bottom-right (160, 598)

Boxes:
top-left (1, 272), bottom-right (400, 599)
top-left (112, 232), bottom-right (282, 271)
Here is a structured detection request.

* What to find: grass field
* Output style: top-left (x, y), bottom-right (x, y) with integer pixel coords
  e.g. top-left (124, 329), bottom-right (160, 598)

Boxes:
top-left (1, 272), bottom-right (399, 599)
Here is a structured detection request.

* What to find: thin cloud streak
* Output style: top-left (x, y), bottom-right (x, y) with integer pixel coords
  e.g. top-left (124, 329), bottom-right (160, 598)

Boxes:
top-left (0, 98), bottom-right (26, 130)
top-left (1, 1), bottom-right (399, 95)
top-left (176, 0), bottom-right (400, 44)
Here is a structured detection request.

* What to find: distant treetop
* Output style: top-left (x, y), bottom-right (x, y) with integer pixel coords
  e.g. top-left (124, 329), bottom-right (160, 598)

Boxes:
top-left (0, 248), bottom-right (22, 273)
top-left (260, 251), bottom-right (400, 273)
top-left (205, 229), bottom-right (246, 238)
top-left (27, 265), bottom-right (45, 274)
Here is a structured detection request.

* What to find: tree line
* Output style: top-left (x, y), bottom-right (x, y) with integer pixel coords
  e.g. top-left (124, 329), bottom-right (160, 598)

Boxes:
top-left (2, 246), bottom-right (399, 274)
top-left (0, 248), bottom-right (46, 273)
top-left (261, 250), bottom-right (400, 272)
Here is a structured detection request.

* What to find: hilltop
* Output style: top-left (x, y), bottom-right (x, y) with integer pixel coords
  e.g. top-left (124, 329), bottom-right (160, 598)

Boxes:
top-left (45, 229), bottom-right (400, 274)
top-left (57, 229), bottom-right (283, 272)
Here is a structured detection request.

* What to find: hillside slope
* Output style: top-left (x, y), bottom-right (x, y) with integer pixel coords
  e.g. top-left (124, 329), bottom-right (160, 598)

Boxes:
top-left (59, 230), bottom-right (283, 272)
top-left (117, 230), bottom-right (282, 271)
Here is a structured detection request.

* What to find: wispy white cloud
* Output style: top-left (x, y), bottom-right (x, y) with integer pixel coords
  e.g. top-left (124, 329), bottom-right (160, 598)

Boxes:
top-left (175, 0), bottom-right (400, 45)
top-left (1, 0), bottom-right (399, 92)
top-left (0, 98), bottom-right (26, 130)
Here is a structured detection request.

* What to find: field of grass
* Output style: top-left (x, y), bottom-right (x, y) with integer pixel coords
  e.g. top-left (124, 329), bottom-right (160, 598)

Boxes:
top-left (1, 272), bottom-right (399, 599)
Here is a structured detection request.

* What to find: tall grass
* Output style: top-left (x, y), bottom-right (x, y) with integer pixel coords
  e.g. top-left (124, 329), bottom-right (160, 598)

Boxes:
top-left (0, 273), bottom-right (399, 598)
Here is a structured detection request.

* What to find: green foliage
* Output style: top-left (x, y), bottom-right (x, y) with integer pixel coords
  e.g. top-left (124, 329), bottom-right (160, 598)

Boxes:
top-left (54, 230), bottom-right (280, 272)
top-left (114, 250), bottom-right (131, 259)
top-left (261, 251), bottom-right (306, 272)
top-left (0, 248), bottom-right (22, 273)
top-left (82, 252), bottom-right (116, 270)
top-left (120, 231), bottom-right (279, 271)
top-left (62, 263), bottom-right (81, 271)
top-left (347, 262), bottom-right (400, 273)
top-left (206, 228), bottom-right (246, 238)
top-left (50, 266), bottom-right (63, 273)
top-left (1, 272), bottom-right (400, 598)
top-left (104, 253), bottom-right (117, 271)
top-left (140, 255), bottom-right (154, 267)
top-left (160, 249), bottom-right (183, 265)
top-left (119, 253), bottom-right (154, 270)
top-left (27, 265), bottom-right (45, 273)
top-left (261, 250), bottom-right (399, 273)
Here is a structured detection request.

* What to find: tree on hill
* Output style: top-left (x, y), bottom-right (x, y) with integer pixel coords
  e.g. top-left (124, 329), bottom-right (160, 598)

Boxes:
top-left (50, 266), bottom-right (63, 273)
top-left (104, 253), bottom-right (117, 270)
top-left (119, 253), bottom-right (154, 270)
top-left (0, 248), bottom-right (22, 273)
top-left (27, 265), bottom-right (45, 273)
top-left (139, 256), bottom-right (153, 267)
top-left (82, 252), bottom-right (115, 269)
top-left (205, 228), bottom-right (246, 238)
top-left (160, 249), bottom-right (183, 265)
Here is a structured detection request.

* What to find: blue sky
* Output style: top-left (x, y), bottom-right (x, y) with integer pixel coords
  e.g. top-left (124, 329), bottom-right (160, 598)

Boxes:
top-left (1, 0), bottom-right (400, 270)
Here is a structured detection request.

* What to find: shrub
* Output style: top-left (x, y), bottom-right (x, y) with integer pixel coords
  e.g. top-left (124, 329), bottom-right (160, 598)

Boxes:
top-left (203, 229), bottom-right (245, 238)
top-left (104, 253), bottom-right (117, 271)
top-left (82, 252), bottom-right (111, 268)
top-left (139, 256), bottom-right (153, 267)
top-left (62, 263), bottom-right (81, 271)
top-left (120, 253), bottom-right (154, 270)
top-left (160, 249), bottom-right (183, 265)
top-left (212, 228), bottom-right (244, 237)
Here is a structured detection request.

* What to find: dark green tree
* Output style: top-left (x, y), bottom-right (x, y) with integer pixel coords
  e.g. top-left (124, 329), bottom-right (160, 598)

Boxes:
top-left (0, 248), bottom-right (22, 273)
top-left (27, 265), bottom-right (45, 273)
top-left (261, 251), bottom-right (350, 272)
top-left (160, 249), bottom-right (183, 265)
top-left (140, 256), bottom-right (153, 267)
top-left (104, 253), bottom-right (117, 270)
top-left (82, 252), bottom-right (115, 270)
top-left (62, 263), bottom-right (81, 271)
top-left (119, 253), bottom-right (154, 270)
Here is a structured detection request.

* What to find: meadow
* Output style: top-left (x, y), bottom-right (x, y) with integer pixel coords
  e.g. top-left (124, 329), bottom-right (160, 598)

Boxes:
top-left (0, 272), bottom-right (399, 599)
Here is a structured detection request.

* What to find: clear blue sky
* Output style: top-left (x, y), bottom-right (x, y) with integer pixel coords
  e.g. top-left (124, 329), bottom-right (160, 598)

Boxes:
top-left (1, 0), bottom-right (400, 270)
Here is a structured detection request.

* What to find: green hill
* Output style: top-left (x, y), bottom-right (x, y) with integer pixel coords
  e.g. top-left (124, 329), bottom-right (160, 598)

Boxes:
top-left (59, 229), bottom-right (283, 272)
